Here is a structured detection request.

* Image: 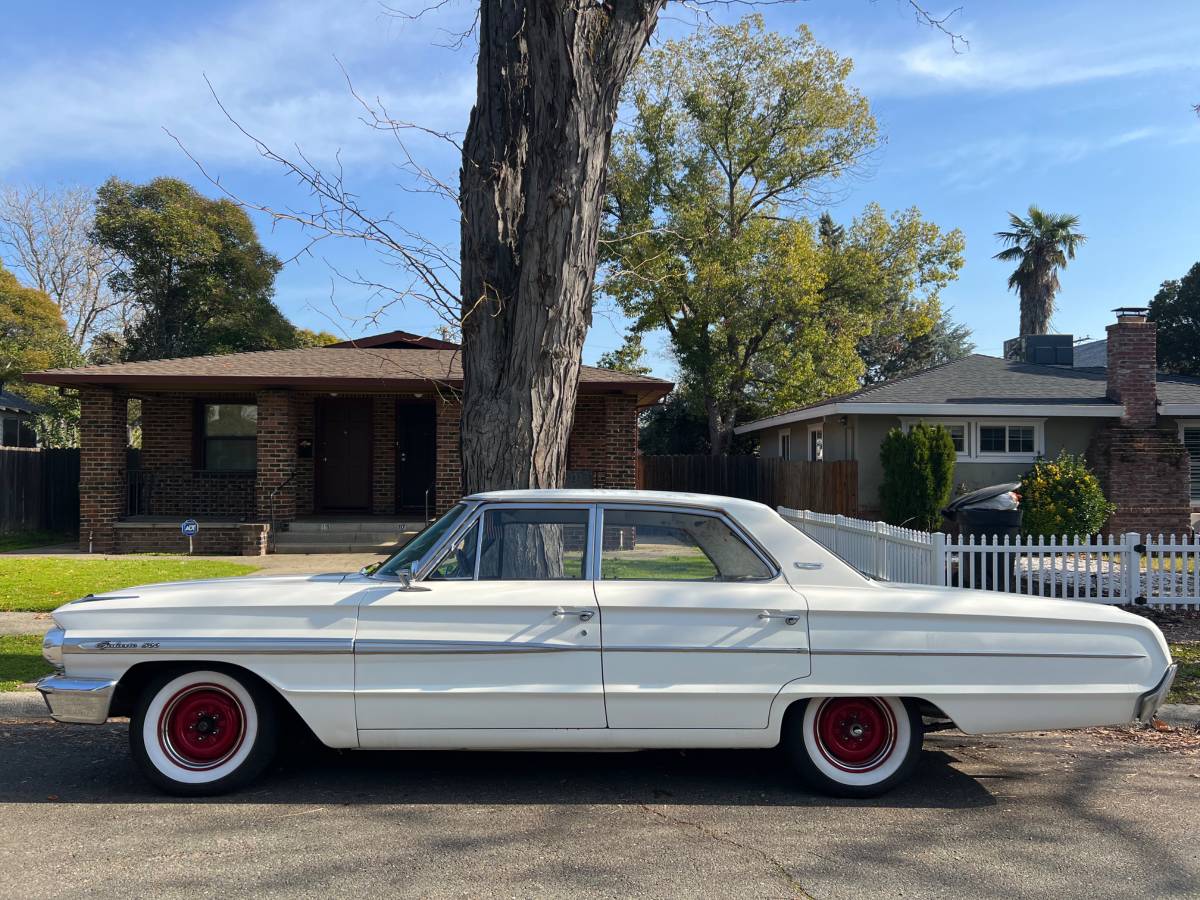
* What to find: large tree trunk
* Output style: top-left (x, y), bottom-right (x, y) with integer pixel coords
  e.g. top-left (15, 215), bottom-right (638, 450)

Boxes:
top-left (458, 0), bottom-right (664, 494)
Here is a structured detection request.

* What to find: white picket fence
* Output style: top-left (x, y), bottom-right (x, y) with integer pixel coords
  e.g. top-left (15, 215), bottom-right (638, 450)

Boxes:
top-left (779, 506), bottom-right (1200, 608)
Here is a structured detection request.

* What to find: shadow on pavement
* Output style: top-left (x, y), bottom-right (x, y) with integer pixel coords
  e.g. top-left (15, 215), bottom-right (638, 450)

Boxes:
top-left (0, 720), bottom-right (996, 809)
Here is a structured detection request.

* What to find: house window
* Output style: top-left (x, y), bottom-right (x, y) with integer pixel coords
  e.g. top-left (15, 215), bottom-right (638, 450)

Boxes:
top-left (809, 426), bottom-right (823, 461)
top-left (978, 423), bottom-right (1039, 457)
top-left (1180, 425), bottom-right (1200, 502)
top-left (0, 416), bottom-right (35, 447)
top-left (779, 429), bottom-right (792, 460)
top-left (201, 403), bottom-right (257, 471)
top-left (944, 424), bottom-right (967, 454)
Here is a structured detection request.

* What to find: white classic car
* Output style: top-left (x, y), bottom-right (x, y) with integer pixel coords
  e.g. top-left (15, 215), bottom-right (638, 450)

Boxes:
top-left (39, 490), bottom-right (1176, 797)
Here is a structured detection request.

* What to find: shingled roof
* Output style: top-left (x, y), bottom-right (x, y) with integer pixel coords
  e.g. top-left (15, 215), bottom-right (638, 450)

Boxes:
top-left (24, 346), bottom-right (673, 406)
top-left (736, 354), bottom-right (1200, 433)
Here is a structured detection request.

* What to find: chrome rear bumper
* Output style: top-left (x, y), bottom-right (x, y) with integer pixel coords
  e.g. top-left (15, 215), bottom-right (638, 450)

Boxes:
top-left (36, 675), bottom-right (117, 724)
top-left (1135, 663), bottom-right (1178, 722)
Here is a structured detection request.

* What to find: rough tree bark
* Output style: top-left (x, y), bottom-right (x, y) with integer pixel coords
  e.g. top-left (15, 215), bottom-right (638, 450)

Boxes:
top-left (458, 0), bottom-right (665, 494)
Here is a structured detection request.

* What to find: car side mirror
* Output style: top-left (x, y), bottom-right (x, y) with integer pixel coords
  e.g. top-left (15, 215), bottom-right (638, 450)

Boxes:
top-left (397, 568), bottom-right (414, 590)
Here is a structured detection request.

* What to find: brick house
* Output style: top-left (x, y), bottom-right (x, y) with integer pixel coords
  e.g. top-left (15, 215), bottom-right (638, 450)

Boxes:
top-left (736, 309), bottom-right (1200, 536)
top-left (25, 331), bottom-right (671, 554)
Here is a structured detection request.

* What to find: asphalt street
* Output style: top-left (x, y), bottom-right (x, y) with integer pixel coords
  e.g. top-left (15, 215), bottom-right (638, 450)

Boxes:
top-left (0, 720), bottom-right (1196, 899)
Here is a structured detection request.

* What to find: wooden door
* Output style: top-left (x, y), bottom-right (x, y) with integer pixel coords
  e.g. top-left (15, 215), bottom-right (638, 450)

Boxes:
top-left (315, 399), bottom-right (372, 512)
top-left (396, 401), bottom-right (436, 512)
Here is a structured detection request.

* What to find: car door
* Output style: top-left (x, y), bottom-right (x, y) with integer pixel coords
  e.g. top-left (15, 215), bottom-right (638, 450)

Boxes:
top-left (593, 505), bottom-right (810, 729)
top-left (355, 504), bottom-right (606, 731)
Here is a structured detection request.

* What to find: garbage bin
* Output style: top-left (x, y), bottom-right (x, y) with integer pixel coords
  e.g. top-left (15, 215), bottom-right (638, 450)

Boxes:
top-left (942, 483), bottom-right (1023, 589)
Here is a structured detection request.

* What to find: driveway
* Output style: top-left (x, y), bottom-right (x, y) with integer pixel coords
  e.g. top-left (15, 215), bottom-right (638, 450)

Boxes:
top-left (0, 722), bottom-right (1196, 899)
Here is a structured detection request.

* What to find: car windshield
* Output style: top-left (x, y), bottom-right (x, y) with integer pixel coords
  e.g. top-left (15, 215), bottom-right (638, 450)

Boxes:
top-left (376, 503), bottom-right (470, 577)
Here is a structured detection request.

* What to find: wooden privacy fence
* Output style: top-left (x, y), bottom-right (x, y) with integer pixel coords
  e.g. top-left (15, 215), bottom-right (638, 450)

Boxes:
top-left (637, 455), bottom-right (857, 515)
top-left (0, 447), bottom-right (80, 535)
top-left (780, 506), bottom-right (1200, 609)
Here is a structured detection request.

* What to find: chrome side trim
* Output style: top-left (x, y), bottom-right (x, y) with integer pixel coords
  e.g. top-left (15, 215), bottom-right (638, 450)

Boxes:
top-left (603, 644), bottom-right (807, 654)
top-left (37, 674), bottom-right (117, 724)
top-left (808, 648), bottom-right (1145, 660)
top-left (354, 639), bottom-right (597, 654)
top-left (63, 637), bottom-right (353, 655)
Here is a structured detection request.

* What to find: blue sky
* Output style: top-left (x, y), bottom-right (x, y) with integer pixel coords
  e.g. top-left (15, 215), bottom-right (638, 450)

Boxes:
top-left (2, 0), bottom-right (1197, 374)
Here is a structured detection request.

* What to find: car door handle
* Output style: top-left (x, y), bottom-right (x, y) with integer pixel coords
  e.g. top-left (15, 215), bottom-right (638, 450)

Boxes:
top-left (758, 610), bottom-right (802, 626)
top-left (553, 607), bottom-right (594, 622)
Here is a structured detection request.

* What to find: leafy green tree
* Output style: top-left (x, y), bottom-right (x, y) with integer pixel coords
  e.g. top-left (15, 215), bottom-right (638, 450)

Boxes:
top-left (816, 207), bottom-right (966, 384)
top-left (0, 264), bottom-right (84, 445)
top-left (1019, 451), bottom-right (1114, 539)
top-left (859, 307), bottom-right (974, 385)
top-left (1149, 262), bottom-right (1200, 376)
top-left (294, 327), bottom-right (341, 348)
top-left (596, 332), bottom-right (652, 376)
top-left (92, 178), bottom-right (294, 360)
top-left (879, 423), bottom-right (956, 530)
top-left (603, 17), bottom-right (878, 455)
top-left (994, 206), bottom-right (1086, 336)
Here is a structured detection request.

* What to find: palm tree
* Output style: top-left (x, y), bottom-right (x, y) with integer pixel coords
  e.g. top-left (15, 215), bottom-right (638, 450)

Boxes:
top-left (994, 206), bottom-right (1087, 336)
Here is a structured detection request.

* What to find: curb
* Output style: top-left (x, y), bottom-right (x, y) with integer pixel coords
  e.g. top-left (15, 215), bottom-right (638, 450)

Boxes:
top-left (0, 690), bottom-right (48, 719)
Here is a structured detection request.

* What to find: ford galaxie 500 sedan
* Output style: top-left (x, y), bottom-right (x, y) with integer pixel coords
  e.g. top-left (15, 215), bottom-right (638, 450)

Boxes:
top-left (39, 490), bottom-right (1176, 797)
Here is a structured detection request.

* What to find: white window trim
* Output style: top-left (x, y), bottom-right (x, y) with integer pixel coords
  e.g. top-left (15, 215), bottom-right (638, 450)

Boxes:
top-left (808, 425), bottom-right (823, 461)
top-left (899, 417), bottom-right (971, 462)
top-left (1176, 419), bottom-right (1200, 507)
top-left (778, 428), bottom-right (792, 460)
top-left (900, 417), bottom-right (1045, 464)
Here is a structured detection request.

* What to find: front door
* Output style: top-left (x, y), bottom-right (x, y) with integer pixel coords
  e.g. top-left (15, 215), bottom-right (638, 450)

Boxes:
top-left (355, 504), bottom-right (606, 730)
top-left (315, 399), bottom-right (372, 512)
top-left (395, 401), bottom-right (436, 513)
top-left (593, 505), bottom-right (810, 729)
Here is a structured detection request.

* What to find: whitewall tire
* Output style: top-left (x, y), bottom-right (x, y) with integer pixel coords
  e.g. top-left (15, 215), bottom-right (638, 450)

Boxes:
top-left (784, 697), bottom-right (922, 798)
top-left (130, 668), bottom-right (278, 796)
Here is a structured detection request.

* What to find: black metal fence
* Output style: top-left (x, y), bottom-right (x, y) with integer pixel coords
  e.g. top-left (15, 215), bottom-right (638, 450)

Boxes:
top-left (0, 447), bottom-right (80, 535)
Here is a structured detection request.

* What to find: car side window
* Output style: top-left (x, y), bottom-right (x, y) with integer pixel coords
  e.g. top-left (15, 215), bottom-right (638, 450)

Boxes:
top-left (477, 508), bottom-right (589, 580)
top-left (600, 509), bottom-right (772, 582)
top-left (427, 520), bottom-right (480, 580)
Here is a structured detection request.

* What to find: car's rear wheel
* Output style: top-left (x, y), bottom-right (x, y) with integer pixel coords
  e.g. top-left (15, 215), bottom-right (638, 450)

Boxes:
top-left (129, 668), bottom-right (278, 796)
top-left (783, 696), bottom-right (922, 798)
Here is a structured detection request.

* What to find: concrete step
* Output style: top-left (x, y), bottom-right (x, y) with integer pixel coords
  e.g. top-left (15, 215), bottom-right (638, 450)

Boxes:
top-left (287, 520), bottom-right (426, 533)
top-left (276, 530), bottom-right (414, 544)
top-left (273, 542), bottom-right (402, 554)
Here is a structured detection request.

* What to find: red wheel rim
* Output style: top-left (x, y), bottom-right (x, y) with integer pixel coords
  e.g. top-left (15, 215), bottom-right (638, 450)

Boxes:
top-left (814, 698), bottom-right (897, 773)
top-left (158, 684), bottom-right (247, 770)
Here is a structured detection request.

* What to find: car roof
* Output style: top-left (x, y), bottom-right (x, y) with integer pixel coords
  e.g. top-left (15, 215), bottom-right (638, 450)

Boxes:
top-left (463, 488), bottom-right (770, 515)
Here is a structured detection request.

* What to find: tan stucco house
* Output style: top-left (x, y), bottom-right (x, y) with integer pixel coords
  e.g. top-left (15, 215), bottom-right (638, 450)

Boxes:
top-left (736, 310), bottom-right (1200, 535)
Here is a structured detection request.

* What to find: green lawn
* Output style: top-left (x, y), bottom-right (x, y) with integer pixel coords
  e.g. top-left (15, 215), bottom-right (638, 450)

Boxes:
top-left (1169, 642), bottom-right (1199, 705)
top-left (600, 553), bottom-right (718, 580)
top-left (0, 531), bottom-right (72, 553)
top-left (0, 634), bottom-right (51, 691)
top-left (0, 557), bottom-right (260, 612)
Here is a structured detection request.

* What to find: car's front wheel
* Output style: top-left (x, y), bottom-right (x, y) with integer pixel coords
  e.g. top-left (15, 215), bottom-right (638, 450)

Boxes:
top-left (129, 668), bottom-right (278, 796)
top-left (783, 696), bottom-right (922, 798)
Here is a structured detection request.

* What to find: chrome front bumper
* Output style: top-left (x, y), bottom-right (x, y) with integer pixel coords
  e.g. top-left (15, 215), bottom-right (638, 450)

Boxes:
top-left (36, 675), bottom-right (117, 724)
top-left (1135, 663), bottom-right (1179, 722)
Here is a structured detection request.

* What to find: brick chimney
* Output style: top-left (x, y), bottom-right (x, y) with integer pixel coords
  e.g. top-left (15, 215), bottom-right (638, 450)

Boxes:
top-left (1105, 307), bottom-right (1157, 426)
top-left (1088, 306), bottom-right (1189, 536)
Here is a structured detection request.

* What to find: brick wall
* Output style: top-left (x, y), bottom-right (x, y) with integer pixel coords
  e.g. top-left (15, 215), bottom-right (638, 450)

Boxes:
top-left (434, 397), bottom-right (462, 514)
top-left (78, 387), bottom-right (127, 552)
top-left (114, 522), bottom-right (269, 555)
top-left (373, 396), bottom-right (396, 516)
top-left (139, 394), bottom-right (256, 519)
top-left (255, 389), bottom-right (297, 521)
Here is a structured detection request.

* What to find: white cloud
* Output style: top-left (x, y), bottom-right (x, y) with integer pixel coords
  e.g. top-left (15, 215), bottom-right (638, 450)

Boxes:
top-left (0, 0), bottom-right (476, 174)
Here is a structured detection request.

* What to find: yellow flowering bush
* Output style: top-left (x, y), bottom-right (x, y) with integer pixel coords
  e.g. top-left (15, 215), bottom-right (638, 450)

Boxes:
top-left (1019, 452), bottom-right (1115, 539)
